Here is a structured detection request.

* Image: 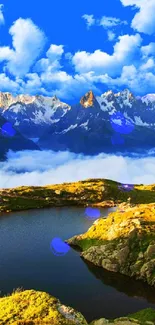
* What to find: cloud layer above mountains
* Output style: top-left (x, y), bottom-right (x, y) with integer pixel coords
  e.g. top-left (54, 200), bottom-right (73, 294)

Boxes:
top-left (1, 150), bottom-right (155, 188)
top-left (0, 0), bottom-right (155, 100)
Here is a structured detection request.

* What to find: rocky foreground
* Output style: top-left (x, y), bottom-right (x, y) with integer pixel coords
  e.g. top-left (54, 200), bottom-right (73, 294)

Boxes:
top-left (67, 203), bottom-right (155, 287)
top-left (1, 181), bottom-right (155, 324)
top-left (0, 289), bottom-right (155, 325)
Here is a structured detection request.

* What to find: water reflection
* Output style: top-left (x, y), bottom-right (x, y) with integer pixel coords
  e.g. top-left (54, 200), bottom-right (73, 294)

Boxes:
top-left (83, 259), bottom-right (155, 305)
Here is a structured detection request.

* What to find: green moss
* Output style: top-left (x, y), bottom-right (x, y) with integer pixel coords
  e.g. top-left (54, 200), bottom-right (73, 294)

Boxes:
top-left (77, 238), bottom-right (106, 251)
top-left (127, 308), bottom-right (155, 324)
top-left (137, 234), bottom-right (155, 255)
top-left (0, 289), bottom-right (87, 325)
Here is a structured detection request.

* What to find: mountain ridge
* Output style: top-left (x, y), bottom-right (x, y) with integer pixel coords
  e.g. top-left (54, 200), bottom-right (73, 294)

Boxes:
top-left (0, 89), bottom-right (155, 154)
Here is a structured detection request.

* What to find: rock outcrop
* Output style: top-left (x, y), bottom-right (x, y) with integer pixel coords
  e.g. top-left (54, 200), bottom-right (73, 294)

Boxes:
top-left (0, 289), bottom-right (87, 325)
top-left (67, 203), bottom-right (155, 287)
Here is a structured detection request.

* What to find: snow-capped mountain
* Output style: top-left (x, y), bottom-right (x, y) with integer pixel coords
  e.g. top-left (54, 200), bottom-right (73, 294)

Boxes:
top-left (38, 89), bottom-right (155, 154)
top-left (0, 92), bottom-right (70, 138)
top-left (1, 89), bottom-right (155, 155)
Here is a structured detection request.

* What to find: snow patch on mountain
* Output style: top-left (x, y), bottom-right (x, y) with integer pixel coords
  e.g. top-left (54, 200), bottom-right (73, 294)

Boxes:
top-left (115, 89), bottom-right (133, 108)
top-left (96, 95), bottom-right (115, 112)
top-left (134, 116), bottom-right (151, 127)
top-left (60, 124), bottom-right (78, 134)
top-left (141, 94), bottom-right (155, 105)
top-left (79, 120), bottom-right (89, 130)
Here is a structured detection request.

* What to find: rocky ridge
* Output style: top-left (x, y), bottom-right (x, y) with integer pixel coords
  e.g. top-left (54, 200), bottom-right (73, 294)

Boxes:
top-left (1, 89), bottom-right (155, 153)
top-left (0, 92), bottom-right (70, 138)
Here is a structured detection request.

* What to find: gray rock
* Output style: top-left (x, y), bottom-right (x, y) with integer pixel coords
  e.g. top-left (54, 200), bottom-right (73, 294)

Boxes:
top-left (102, 259), bottom-right (119, 272)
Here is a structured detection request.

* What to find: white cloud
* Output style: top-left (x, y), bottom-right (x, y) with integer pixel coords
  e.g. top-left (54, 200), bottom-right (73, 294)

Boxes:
top-left (82, 14), bottom-right (95, 28)
top-left (72, 34), bottom-right (142, 76)
top-left (99, 16), bottom-right (127, 28)
top-left (120, 0), bottom-right (155, 35)
top-left (140, 58), bottom-right (155, 71)
top-left (35, 44), bottom-right (64, 73)
top-left (107, 31), bottom-right (116, 41)
top-left (0, 12), bottom-right (155, 100)
top-left (0, 4), bottom-right (4, 25)
top-left (82, 14), bottom-right (127, 42)
top-left (0, 73), bottom-right (19, 92)
top-left (104, 64), bottom-right (155, 95)
top-left (40, 71), bottom-right (99, 100)
top-left (0, 46), bottom-right (14, 62)
top-left (141, 43), bottom-right (155, 57)
top-left (41, 70), bottom-right (72, 84)
top-left (1, 18), bottom-right (46, 77)
top-left (46, 44), bottom-right (64, 60)
top-left (1, 150), bottom-right (155, 188)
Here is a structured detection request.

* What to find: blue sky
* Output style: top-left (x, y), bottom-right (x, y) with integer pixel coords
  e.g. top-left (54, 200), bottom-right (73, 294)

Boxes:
top-left (0, 0), bottom-right (155, 103)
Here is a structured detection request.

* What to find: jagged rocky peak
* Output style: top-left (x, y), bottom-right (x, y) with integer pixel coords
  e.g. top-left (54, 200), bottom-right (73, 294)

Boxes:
top-left (80, 90), bottom-right (96, 108)
top-left (0, 92), bottom-right (36, 109)
top-left (0, 91), bottom-right (71, 111)
top-left (115, 88), bottom-right (134, 100)
top-left (16, 94), bottom-right (36, 104)
top-left (102, 90), bottom-right (114, 97)
top-left (53, 95), bottom-right (58, 101)
top-left (0, 92), bottom-right (15, 108)
top-left (101, 90), bottom-right (115, 101)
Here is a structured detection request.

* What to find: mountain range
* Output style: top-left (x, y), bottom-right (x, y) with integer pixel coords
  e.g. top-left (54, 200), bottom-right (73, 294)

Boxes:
top-left (0, 89), bottom-right (155, 156)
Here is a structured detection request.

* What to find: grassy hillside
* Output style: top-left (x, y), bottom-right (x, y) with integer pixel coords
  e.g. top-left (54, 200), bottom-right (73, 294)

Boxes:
top-left (0, 178), bottom-right (155, 213)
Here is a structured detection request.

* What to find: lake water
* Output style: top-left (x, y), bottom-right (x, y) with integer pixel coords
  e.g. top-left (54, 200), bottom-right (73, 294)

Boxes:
top-left (0, 206), bottom-right (155, 323)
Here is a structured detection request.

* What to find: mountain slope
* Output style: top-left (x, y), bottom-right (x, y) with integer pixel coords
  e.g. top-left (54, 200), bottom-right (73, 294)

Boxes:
top-left (0, 92), bottom-right (70, 138)
top-left (0, 115), bottom-right (39, 160)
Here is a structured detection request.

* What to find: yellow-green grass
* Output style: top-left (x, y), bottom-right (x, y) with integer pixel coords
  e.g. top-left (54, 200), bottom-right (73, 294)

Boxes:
top-left (0, 288), bottom-right (87, 325)
top-left (0, 178), bottom-right (155, 213)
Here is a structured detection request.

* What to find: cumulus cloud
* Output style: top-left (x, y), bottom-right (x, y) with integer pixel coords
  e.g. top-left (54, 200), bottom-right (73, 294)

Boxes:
top-left (0, 18), bottom-right (46, 77)
top-left (120, 0), bottom-right (155, 35)
top-left (35, 44), bottom-right (64, 74)
top-left (82, 14), bottom-right (95, 28)
top-left (0, 73), bottom-right (19, 92)
top-left (141, 43), bottom-right (155, 58)
top-left (1, 150), bottom-right (155, 188)
top-left (103, 62), bottom-right (155, 95)
top-left (72, 33), bottom-right (142, 76)
top-left (41, 71), bottom-right (99, 100)
top-left (47, 44), bottom-right (64, 60)
top-left (107, 31), bottom-right (116, 41)
top-left (0, 46), bottom-right (14, 62)
top-left (0, 11), bottom-right (155, 100)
